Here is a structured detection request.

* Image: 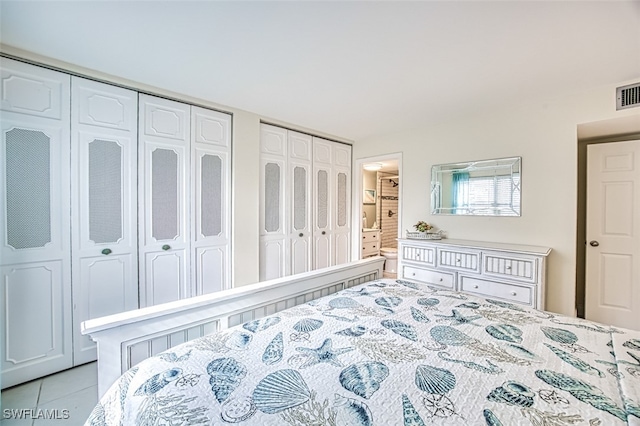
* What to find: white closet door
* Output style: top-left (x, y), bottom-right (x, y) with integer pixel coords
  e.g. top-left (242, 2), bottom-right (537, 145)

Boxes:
top-left (0, 58), bottom-right (73, 387)
top-left (191, 106), bottom-right (231, 294)
top-left (71, 77), bottom-right (138, 364)
top-left (288, 131), bottom-right (313, 275)
top-left (332, 143), bottom-right (352, 266)
top-left (259, 124), bottom-right (288, 280)
top-left (139, 94), bottom-right (190, 307)
top-left (313, 138), bottom-right (333, 270)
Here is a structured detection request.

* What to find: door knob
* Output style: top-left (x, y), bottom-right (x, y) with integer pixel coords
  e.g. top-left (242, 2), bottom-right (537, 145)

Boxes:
top-left (101, 248), bottom-right (112, 255)
top-left (299, 233), bottom-right (303, 237)
top-left (589, 240), bottom-right (600, 247)
top-left (162, 244), bottom-right (171, 251)
top-left (321, 231), bottom-right (326, 235)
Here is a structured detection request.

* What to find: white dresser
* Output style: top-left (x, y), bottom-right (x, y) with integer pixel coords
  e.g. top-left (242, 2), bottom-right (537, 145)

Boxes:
top-left (397, 238), bottom-right (551, 310)
top-left (362, 229), bottom-right (381, 257)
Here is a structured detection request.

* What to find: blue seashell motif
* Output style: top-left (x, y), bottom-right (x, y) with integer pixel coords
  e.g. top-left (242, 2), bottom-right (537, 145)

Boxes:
top-left (535, 369), bottom-right (627, 420)
top-left (333, 394), bottom-right (374, 425)
top-left (340, 362), bottom-right (389, 399)
top-left (381, 319), bottom-right (418, 341)
top-left (417, 297), bottom-right (440, 307)
top-left (225, 331), bottom-right (253, 350)
top-left (253, 369), bottom-right (311, 414)
top-left (505, 344), bottom-right (540, 361)
top-left (402, 394), bottom-right (426, 426)
top-left (397, 279), bottom-right (420, 289)
top-left (375, 296), bottom-right (403, 308)
top-left (486, 299), bottom-right (526, 311)
top-left (134, 368), bottom-right (182, 396)
top-left (487, 381), bottom-right (534, 407)
top-left (410, 307), bottom-right (431, 323)
top-left (483, 409), bottom-right (504, 426)
top-left (329, 297), bottom-right (362, 309)
top-left (293, 318), bottom-right (323, 333)
top-left (243, 317), bottom-right (281, 333)
top-left (457, 302), bottom-right (481, 309)
top-left (540, 327), bottom-right (578, 344)
top-left (623, 339), bottom-right (640, 351)
top-left (430, 325), bottom-right (475, 346)
top-left (336, 325), bottom-right (367, 337)
top-left (262, 332), bottom-right (284, 365)
top-left (414, 365), bottom-right (456, 395)
top-left (485, 324), bottom-right (523, 343)
top-left (544, 343), bottom-right (604, 377)
top-left (207, 358), bottom-right (247, 403)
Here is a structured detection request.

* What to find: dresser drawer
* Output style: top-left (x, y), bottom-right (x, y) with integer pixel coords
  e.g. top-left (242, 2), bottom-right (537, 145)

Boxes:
top-left (483, 253), bottom-right (537, 284)
top-left (401, 245), bottom-right (436, 266)
top-left (402, 266), bottom-right (454, 290)
top-left (459, 276), bottom-right (533, 307)
top-left (362, 241), bottom-right (380, 256)
top-left (438, 248), bottom-right (480, 273)
top-left (362, 232), bottom-right (380, 243)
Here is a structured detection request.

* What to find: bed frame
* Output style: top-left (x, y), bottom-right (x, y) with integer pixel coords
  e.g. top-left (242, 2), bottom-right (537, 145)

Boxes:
top-left (82, 257), bottom-right (385, 397)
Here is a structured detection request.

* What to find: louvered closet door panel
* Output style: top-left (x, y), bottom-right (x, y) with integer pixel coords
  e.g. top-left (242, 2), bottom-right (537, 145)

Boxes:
top-left (333, 143), bottom-right (352, 266)
top-left (313, 138), bottom-right (333, 270)
top-left (288, 131), bottom-right (312, 275)
top-left (139, 94), bottom-right (190, 307)
top-left (191, 106), bottom-right (231, 295)
top-left (0, 58), bottom-right (72, 388)
top-left (71, 77), bottom-right (139, 364)
top-left (259, 124), bottom-right (288, 280)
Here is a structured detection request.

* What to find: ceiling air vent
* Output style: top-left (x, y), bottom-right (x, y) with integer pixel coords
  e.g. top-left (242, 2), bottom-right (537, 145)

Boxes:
top-left (616, 82), bottom-right (640, 110)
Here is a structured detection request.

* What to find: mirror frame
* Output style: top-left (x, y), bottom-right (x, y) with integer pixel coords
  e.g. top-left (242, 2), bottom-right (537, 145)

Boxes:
top-left (431, 156), bottom-right (521, 216)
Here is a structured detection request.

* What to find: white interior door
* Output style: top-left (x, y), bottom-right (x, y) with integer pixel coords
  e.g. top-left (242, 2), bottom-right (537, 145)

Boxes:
top-left (191, 106), bottom-right (231, 295)
top-left (71, 77), bottom-right (139, 364)
top-left (139, 94), bottom-right (190, 307)
top-left (332, 143), bottom-right (351, 266)
top-left (586, 140), bottom-right (640, 330)
top-left (288, 131), bottom-right (312, 275)
top-left (259, 124), bottom-right (288, 280)
top-left (313, 138), bottom-right (333, 270)
top-left (0, 58), bottom-right (73, 387)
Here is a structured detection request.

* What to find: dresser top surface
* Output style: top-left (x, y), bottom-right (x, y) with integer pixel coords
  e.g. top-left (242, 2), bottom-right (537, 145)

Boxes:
top-left (398, 238), bottom-right (551, 256)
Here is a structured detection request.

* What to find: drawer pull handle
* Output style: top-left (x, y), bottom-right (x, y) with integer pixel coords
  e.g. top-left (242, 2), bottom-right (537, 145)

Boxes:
top-left (162, 244), bottom-right (171, 251)
top-left (101, 248), bottom-right (112, 255)
top-left (510, 291), bottom-right (517, 296)
top-left (473, 285), bottom-right (478, 289)
top-left (412, 273), bottom-right (416, 276)
top-left (456, 259), bottom-right (461, 263)
top-left (416, 254), bottom-right (420, 258)
top-left (506, 266), bottom-right (512, 270)
top-left (439, 278), bottom-right (443, 282)
top-left (373, 245), bottom-right (376, 248)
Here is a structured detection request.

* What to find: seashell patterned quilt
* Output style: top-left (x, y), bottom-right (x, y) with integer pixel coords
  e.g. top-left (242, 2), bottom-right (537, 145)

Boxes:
top-left (85, 279), bottom-right (640, 425)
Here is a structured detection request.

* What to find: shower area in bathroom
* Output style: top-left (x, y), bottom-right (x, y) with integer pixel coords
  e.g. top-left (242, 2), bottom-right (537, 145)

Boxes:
top-left (361, 162), bottom-right (400, 278)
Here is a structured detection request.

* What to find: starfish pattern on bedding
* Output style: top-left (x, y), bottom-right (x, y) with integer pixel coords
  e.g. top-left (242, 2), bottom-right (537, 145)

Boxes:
top-left (295, 338), bottom-right (354, 368)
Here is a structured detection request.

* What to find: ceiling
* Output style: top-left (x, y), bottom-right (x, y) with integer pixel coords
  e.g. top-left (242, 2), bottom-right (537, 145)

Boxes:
top-left (1, 1), bottom-right (639, 141)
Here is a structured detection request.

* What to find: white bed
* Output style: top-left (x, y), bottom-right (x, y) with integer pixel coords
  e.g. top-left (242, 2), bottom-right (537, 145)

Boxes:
top-left (82, 257), bottom-right (640, 425)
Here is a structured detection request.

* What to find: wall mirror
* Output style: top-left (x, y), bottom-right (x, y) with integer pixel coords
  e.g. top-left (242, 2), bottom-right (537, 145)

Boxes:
top-left (431, 157), bottom-right (521, 216)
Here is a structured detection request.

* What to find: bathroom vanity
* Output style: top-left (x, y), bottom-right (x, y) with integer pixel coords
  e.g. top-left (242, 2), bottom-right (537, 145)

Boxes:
top-left (362, 229), bottom-right (381, 257)
top-left (397, 238), bottom-right (551, 310)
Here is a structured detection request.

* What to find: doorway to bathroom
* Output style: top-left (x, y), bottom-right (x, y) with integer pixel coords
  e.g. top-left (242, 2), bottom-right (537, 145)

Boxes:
top-left (354, 153), bottom-right (402, 278)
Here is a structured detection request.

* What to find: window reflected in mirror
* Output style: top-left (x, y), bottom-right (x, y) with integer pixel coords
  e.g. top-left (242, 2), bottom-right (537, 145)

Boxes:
top-left (431, 157), bottom-right (521, 216)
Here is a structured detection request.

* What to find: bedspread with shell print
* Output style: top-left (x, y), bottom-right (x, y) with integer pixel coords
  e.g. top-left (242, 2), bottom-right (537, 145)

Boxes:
top-left (85, 279), bottom-right (640, 426)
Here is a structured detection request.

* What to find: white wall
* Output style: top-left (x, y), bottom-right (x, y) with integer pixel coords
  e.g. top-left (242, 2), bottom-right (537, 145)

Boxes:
top-left (353, 81), bottom-right (640, 316)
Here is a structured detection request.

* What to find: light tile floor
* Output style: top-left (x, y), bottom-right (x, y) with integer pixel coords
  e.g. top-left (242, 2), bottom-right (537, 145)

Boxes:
top-left (1, 363), bottom-right (98, 426)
